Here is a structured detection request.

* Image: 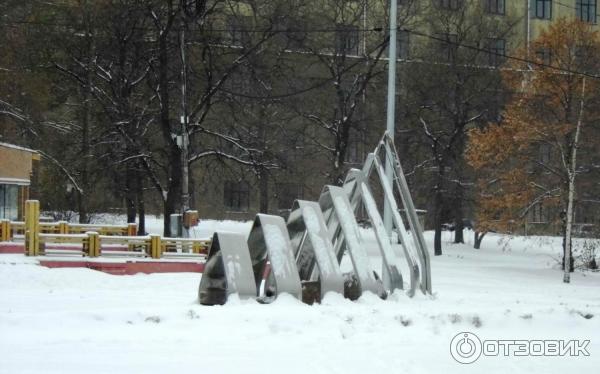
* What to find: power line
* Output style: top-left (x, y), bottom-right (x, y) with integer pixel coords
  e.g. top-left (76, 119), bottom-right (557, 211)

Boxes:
top-left (403, 28), bottom-right (600, 79)
top-left (2, 17), bottom-right (598, 80)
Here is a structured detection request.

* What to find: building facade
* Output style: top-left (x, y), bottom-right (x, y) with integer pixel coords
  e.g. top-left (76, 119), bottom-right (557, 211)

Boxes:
top-left (185, 1), bottom-right (600, 226)
top-left (0, 142), bottom-right (39, 220)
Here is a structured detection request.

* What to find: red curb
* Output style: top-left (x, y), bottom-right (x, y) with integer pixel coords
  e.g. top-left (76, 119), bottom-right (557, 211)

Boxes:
top-left (38, 260), bottom-right (204, 275)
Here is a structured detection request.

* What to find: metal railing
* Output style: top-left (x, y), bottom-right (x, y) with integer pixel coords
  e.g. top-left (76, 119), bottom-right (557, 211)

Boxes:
top-left (1, 201), bottom-right (210, 259)
top-left (0, 219), bottom-right (136, 241)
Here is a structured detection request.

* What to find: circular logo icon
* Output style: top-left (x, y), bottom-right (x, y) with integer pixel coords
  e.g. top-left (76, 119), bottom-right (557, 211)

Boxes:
top-left (450, 332), bottom-right (482, 364)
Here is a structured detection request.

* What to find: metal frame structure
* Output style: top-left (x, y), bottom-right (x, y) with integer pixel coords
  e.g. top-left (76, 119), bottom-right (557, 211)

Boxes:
top-left (198, 131), bottom-right (432, 305)
top-left (287, 200), bottom-right (345, 298)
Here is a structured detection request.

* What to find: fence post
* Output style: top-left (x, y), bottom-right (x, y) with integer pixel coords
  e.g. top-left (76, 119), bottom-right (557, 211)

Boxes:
top-left (127, 223), bottom-right (137, 236)
top-left (59, 221), bottom-right (68, 234)
top-left (25, 200), bottom-right (40, 256)
top-left (0, 219), bottom-right (10, 242)
top-left (192, 241), bottom-right (200, 254)
top-left (150, 235), bottom-right (162, 259)
top-left (87, 232), bottom-right (100, 257)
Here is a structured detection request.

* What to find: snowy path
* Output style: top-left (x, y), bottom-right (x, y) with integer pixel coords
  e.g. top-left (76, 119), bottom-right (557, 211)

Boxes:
top-left (0, 228), bottom-right (599, 373)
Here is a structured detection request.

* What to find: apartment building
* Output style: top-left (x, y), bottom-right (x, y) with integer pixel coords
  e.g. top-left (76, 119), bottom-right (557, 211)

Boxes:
top-left (188, 1), bottom-right (599, 226)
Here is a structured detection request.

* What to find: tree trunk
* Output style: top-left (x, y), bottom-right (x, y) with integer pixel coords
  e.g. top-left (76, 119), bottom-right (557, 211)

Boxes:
top-left (78, 82), bottom-right (90, 224)
top-left (136, 175), bottom-right (146, 235)
top-left (474, 231), bottom-right (486, 249)
top-left (433, 166), bottom-right (444, 255)
top-left (164, 146), bottom-right (182, 237)
top-left (125, 165), bottom-right (136, 223)
top-left (189, 167), bottom-right (196, 210)
top-left (561, 219), bottom-right (574, 274)
top-left (453, 183), bottom-right (464, 243)
top-left (434, 223), bottom-right (442, 256)
top-left (332, 133), bottom-right (349, 186)
top-left (257, 107), bottom-right (269, 214)
top-left (563, 77), bottom-right (585, 283)
top-left (156, 23), bottom-right (178, 237)
top-left (78, 1), bottom-right (93, 224)
top-left (78, 86), bottom-right (90, 224)
top-left (77, 190), bottom-right (88, 223)
top-left (259, 169), bottom-right (269, 213)
top-left (452, 129), bottom-right (467, 244)
top-left (454, 218), bottom-right (464, 244)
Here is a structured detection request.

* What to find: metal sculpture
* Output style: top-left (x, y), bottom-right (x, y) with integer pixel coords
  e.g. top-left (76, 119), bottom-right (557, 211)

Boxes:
top-left (198, 131), bottom-right (432, 305)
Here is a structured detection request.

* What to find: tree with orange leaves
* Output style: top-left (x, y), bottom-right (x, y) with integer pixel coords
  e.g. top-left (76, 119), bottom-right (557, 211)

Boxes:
top-left (467, 18), bottom-right (600, 282)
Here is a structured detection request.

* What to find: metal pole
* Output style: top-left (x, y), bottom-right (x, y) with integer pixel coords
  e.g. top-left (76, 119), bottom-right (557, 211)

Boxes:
top-left (383, 0), bottom-right (397, 236)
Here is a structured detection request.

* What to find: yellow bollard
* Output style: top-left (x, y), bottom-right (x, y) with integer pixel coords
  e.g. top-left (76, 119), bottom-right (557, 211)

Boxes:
top-left (0, 219), bottom-right (9, 242)
top-left (59, 221), bottom-right (68, 234)
top-left (25, 200), bottom-right (40, 256)
top-left (86, 232), bottom-right (100, 257)
top-left (127, 223), bottom-right (137, 236)
top-left (150, 235), bottom-right (162, 259)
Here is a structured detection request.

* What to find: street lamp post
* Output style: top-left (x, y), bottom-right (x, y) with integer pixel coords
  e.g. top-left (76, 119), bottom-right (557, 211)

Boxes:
top-left (383, 0), bottom-right (397, 236)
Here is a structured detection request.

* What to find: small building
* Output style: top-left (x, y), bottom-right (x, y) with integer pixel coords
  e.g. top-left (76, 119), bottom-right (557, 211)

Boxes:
top-left (0, 142), bottom-right (39, 220)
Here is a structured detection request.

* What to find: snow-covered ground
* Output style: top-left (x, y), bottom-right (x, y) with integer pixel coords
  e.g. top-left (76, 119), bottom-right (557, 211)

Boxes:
top-left (0, 220), bottom-right (599, 373)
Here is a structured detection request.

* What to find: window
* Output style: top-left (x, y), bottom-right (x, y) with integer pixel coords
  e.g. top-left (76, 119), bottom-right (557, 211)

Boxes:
top-left (335, 24), bottom-right (359, 55)
top-left (535, 48), bottom-right (552, 65)
top-left (0, 184), bottom-right (19, 220)
top-left (534, 0), bottom-right (552, 19)
top-left (276, 183), bottom-right (303, 210)
top-left (577, 0), bottom-right (597, 23)
top-left (485, 0), bottom-right (505, 14)
top-left (486, 38), bottom-right (506, 66)
top-left (439, 0), bottom-right (462, 10)
top-left (388, 30), bottom-right (409, 60)
top-left (224, 181), bottom-right (250, 212)
top-left (437, 33), bottom-right (458, 62)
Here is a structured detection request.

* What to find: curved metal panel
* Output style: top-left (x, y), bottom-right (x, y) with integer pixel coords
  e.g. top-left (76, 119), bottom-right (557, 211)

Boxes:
top-left (379, 133), bottom-right (432, 294)
top-left (247, 214), bottom-right (302, 301)
top-left (198, 232), bottom-right (256, 305)
top-left (318, 185), bottom-right (384, 297)
top-left (358, 181), bottom-right (404, 293)
top-left (287, 200), bottom-right (345, 298)
top-left (370, 154), bottom-right (421, 296)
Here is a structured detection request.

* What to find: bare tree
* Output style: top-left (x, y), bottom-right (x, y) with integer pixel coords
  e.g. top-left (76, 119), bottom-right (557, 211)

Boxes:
top-left (402, 1), bottom-right (518, 255)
